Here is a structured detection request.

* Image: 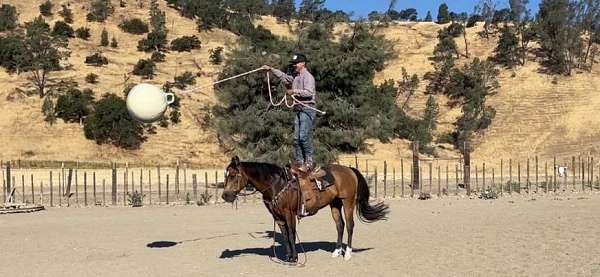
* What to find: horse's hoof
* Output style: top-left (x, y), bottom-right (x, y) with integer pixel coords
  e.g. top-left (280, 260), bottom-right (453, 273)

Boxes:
top-left (332, 248), bottom-right (343, 258)
top-left (343, 247), bottom-right (352, 261)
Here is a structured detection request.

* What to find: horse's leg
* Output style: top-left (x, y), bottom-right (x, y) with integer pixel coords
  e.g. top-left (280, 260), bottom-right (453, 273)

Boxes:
top-left (285, 212), bottom-right (298, 263)
top-left (341, 198), bottom-right (356, 261)
top-left (330, 198), bottom-right (344, 258)
top-left (277, 222), bottom-right (292, 261)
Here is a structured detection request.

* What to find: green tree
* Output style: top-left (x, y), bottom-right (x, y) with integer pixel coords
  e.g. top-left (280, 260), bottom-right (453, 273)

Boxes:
top-left (55, 88), bottom-right (95, 123)
top-left (100, 28), bottom-right (109, 46)
top-left (0, 4), bottom-right (18, 31)
top-left (397, 67), bottom-right (419, 110)
top-left (173, 71), bottom-right (196, 89)
top-left (170, 35), bottom-right (201, 52)
top-left (536, 0), bottom-right (583, 75)
top-left (424, 95), bottom-right (439, 132)
top-left (59, 4), bottom-right (74, 24)
top-left (509, 0), bottom-right (533, 65)
top-left (39, 0), bottom-right (53, 17)
top-left (476, 0), bottom-right (497, 39)
top-left (494, 25), bottom-right (520, 68)
top-left (75, 27), bottom-right (91, 40)
top-left (132, 59), bottom-right (156, 79)
top-left (51, 21), bottom-right (74, 39)
top-left (23, 16), bottom-right (69, 97)
top-left (426, 27), bottom-right (459, 94)
top-left (209, 47), bottom-right (224, 65)
top-left (424, 10), bottom-right (433, 22)
top-left (42, 96), bottom-right (56, 125)
top-left (437, 3), bottom-right (450, 24)
top-left (138, 0), bottom-right (168, 52)
top-left (272, 0), bottom-right (295, 24)
top-left (299, 0), bottom-right (326, 22)
top-left (87, 0), bottom-right (114, 22)
top-left (0, 34), bottom-right (28, 73)
top-left (118, 18), bottom-right (149, 34)
top-left (111, 36), bottom-right (118, 48)
top-left (84, 94), bottom-right (146, 149)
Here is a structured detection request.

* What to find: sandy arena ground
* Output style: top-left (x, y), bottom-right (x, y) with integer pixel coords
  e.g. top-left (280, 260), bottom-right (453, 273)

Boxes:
top-left (2, 195), bottom-right (600, 277)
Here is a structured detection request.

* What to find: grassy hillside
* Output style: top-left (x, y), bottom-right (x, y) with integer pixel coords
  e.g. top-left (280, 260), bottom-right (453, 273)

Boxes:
top-left (0, 1), bottom-right (598, 170)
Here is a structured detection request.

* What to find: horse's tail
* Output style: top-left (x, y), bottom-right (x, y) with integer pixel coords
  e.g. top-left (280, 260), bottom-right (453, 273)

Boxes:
top-left (351, 167), bottom-right (389, 223)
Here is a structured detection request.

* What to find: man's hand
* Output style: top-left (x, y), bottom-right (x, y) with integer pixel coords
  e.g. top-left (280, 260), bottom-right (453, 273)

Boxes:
top-left (261, 65), bottom-right (271, 71)
top-left (286, 89), bottom-right (294, 96)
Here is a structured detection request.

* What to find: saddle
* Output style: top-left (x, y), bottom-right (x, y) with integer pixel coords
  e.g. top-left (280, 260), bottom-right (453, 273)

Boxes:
top-left (297, 166), bottom-right (336, 218)
top-left (310, 166), bottom-right (335, 191)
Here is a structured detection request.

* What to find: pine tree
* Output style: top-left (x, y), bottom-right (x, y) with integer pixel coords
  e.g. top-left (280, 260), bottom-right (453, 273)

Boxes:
top-left (100, 28), bottom-right (109, 46)
top-left (494, 25), bottom-right (520, 68)
top-left (272, 0), bottom-right (295, 24)
top-left (437, 3), bottom-right (450, 24)
top-left (424, 10), bottom-right (433, 22)
top-left (59, 4), bottom-right (73, 24)
top-left (423, 95), bottom-right (439, 131)
top-left (111, 36), bottom-right (118, 48)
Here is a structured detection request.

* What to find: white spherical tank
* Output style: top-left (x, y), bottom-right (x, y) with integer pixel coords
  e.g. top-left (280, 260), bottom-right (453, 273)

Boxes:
top-left (126, 83), bottom-right (175, 123)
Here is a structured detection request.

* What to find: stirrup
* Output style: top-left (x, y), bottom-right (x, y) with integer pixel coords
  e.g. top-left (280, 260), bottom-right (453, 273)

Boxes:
top-left (315, 179), bottom-right (323, 190)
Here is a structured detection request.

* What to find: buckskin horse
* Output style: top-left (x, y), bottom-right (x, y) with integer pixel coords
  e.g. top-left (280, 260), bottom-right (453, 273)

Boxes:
top-left (221, 156), bottom-right (389, 263)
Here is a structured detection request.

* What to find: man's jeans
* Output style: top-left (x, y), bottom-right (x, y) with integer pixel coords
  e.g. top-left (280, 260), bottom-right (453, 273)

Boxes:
top-left (293, 109), bottom-right (316, 164)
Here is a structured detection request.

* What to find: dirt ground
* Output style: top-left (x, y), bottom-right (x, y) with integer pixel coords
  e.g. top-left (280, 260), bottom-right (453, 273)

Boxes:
top-left (2, 194), bottom-right (600, 277)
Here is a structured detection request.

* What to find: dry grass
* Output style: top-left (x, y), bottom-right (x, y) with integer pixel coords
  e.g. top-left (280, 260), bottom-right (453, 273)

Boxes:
top-left (0, 2), bottom-right (598, 172)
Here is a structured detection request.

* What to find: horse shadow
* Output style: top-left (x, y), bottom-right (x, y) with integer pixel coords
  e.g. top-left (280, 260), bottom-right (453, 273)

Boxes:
top-left (219, 231), bottom-right (372, 259)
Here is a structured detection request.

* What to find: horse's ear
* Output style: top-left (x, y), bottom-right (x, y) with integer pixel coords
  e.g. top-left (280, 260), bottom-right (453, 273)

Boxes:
top-left (232, 156), bottom-right (240, 166)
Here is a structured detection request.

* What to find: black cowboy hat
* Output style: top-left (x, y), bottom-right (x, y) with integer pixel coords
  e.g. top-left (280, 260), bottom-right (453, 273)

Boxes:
top-left (289, 53), bottom-right (308, 65)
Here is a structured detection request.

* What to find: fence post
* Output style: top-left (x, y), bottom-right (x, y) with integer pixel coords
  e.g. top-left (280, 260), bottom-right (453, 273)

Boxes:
top-left (166, 174), bottom-right (170, 205)
top-left (463, 141), bottom-right (471, 196)
top-left (50, 171), bottom-right (53, 207)
top-left (401, 159), bottom-right (404, 198)
top-left (193, 174), bottom-right (198, 203)
top-left (31, 174), bottom-right (34, 204)
top-left (214, 171), bottom-right (219, 204)
top-left (572, 156), bottom-right (576, 191)
top-left (527, 159), bottom-right (530, 194)
top-left (517, 162), bottom-right (521, 194)
top-left (40, 181), bottom-right (43, 205)
top-left (492, 167), bottom-right (495, 191)
top-left (412, 141), bottom-right (420, 190)
top-left (392, 167), bottom-right (396, 198)
top-left (383, 161), bottom-right (387, 199)
top-left (455, 164), bottom-right (459, 196)
top-left (428, 163), bottom-right (432, 194)
top-left (437, 165), bottom-right (441, 198)
top-left (554, 156), bottom-right (558, 192)
top-left (374, 167), bottom-right (378, 199)
top-left (445, 164), bottom-right (449, 196)
top-left (21, 175), bottom-right (25, 203)
top-left (102, 179), bottom-right (106, 205)
top-left (83, 172), bottom-right (88, 206)
top-left (483, 163), bottom-right (486, 192)
top-left (500, 159), bottom-right (504, 195)
top-left (148, 169), bottom-right (152, 205)
top-left (535, 156), bottom-right (539, 193)
top-left (176, 160), bottom-right (180, 198)
top-left (184, 163), bottom-right (187, 198)
top-left (355, 155), bottom-right (358, 169)
top-left (475, 165), bottom-right (478, 193)
top-left (111, 163), bottom-right (117, 205)
top-left (93, 172), bottom-right (97, 205)
top-left (509, 159), bottom-right (512, 194)
top-left (545, 161), bottom-right (549, 193)
top-left (410, 164), bottom-right (414, 198)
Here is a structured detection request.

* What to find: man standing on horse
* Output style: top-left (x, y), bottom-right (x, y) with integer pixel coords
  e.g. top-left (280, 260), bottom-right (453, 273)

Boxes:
top-left (262, 54), bottom-right (316, 172)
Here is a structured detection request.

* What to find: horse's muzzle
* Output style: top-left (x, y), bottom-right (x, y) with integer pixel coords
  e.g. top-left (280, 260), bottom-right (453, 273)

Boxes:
top-left (221, 191), bottom-right (236, 203)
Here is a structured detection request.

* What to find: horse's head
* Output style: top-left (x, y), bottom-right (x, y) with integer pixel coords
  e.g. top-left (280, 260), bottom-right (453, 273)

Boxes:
top-left (221, 156), bottom-right (248, 203)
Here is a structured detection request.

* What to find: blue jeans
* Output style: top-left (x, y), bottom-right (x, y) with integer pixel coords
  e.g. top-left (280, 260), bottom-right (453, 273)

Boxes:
top-left (293, 109), bottom-right (316, 164)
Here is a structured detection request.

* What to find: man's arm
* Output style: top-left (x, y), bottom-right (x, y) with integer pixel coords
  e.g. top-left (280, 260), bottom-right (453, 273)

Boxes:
top-left (270, 68), bottom-right (294, 84)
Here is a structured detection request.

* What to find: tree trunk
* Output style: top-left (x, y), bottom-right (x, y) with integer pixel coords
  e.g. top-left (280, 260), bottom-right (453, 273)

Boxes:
top-left (463, 24), bottom-right (470, 58)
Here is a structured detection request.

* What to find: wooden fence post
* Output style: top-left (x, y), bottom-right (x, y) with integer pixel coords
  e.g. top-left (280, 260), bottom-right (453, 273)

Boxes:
top-left (428, 163), bottom-right (432, 194)
top-left (148, 169), bottom-right (152, 205)
top-left (401, 159), bottom-right (404, 198)
top-left (166, 174), bottom-right (170, 205)
top-left (93, 172), bottom-right (97, 205)
top-left (392, 167), bottom-right (396, 198)
top-left (500, 159), bottom-right (504, 195)
top-left (437, 165), bottom-right (441, 197)
top-left (554, 156), bottom-right (558, 192)
top-left (83, 171), bottom-right (88, 206)
top-left (31, 174), bottom-right (34, 204)
top-left (175, 160), bottom-right (180, 198)
top-left (535, 156), bottom-right (539, 193)
top-left (509, 159), bottom-right (512, 194)
top-left (455, 164), bottom-right (459, 196)
top-left (111, 163), bottom-right (117, 205)
top-left (527, 159), bottom-right (530, 194)
top-left (412, 141), bottom-right (420, 190)
top-left (374, 167), bottom-right (378, 199)
top-left (383, 161), bottom-right (387, 198)
top-left (517, 162), bottom-right (521, 194)
top-left (50, 171), bottom-right (53, 207)
top-left (102, 179), bottom-right (106, 205)
top-left (463, 141), bottom-right (471, 196)
top-left (572, 156), bottom-right (576, 191)
top-left (193, 174), bottom-right (198, 203)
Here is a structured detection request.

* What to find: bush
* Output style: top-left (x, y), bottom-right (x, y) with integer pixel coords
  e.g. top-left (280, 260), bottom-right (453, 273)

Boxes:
top-left (137, 31), bottom-right (168, 52)
top-left (173, 71), bottom-right (196, 89)
top-left (170, 109), bottom-right (180, 124)
top-left (0, 34), bottom-right (28, 73)
top-left (467, 14), bottom-right (483, 28)
top-left (118, 18), bottom-right (149, 34)
top-left (59, 4), bottom-right (73, 24)
top-left (85, 53), bottom-right (108, 66)
top-left (209, 47), bottom-right (224, 65)
top-left (445, 23), bottom-right (464, 38)
top-left (0, 4), bottom-right (18, 31)
top-left (132, 59), bottom-right (156, 79)
top-left (42, 96), bottom-right (56, 125)
top-left (83, 93), bottom-right (146, 149)
top-left (150, 51), bottom-right (165, 62)
top-left (51, 21), bottom-right (74, 39)
top-left (75, 27), bottom-right (91, 40)
top-left (87, 0), bottom-right (114, 22)
top-left (55, 88), bottom-right (95, 123)
top-left (170, 35), bottom-right (201, 52)
top-left (100, 28), bottom-right (109, 46)
top-left (127, 191), bottom-right (144, 207)
top-left (110, 36), bottom-right (118, 48)
top-left (39, 0), bottom-right (53, 17)
top-left (85, 73), bottom-right (98, 84)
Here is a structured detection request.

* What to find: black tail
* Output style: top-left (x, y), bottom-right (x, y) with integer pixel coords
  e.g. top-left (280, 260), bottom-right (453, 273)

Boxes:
top-left (351, 167), bottom-right (389, 223)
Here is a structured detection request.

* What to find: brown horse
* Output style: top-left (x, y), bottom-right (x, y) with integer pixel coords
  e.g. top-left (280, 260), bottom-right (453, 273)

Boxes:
top-left (221, 156), bottom-right (389, 263)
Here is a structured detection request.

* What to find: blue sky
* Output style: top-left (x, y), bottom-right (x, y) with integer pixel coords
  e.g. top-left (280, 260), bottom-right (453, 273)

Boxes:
top-left (320, 0), bottom-right (542, 19)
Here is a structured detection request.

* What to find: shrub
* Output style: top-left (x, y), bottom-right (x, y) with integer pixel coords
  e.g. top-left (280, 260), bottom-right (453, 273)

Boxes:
top-left (110, 36), bottom-right (118, 48)
top-left (51, 21), bottom-right (74, 39)
top-left (150, 51), bottom-right (165, 62)
top-left (59, 4), bottom-right (73, 24)
top-left (83, 93), bottom-right (146, 149)
top-left (85, 53), bottom-right (108, 66)
top-left (85, 73), bottom-right (98, 84)
top-left (118, 18), bottom-right (149, 34)
top-left (42, 96), bottom-right (56, 124)
top-left (127, 191), bottom-right (144, 207)
top-left (75, 27), bottom-right (91, 40)
top-left (87, 0), bottom-right (114, 22)
top-left (39, 0), bottom-right (53, 17)
top-left (100, 28), bottom-right (109, 46)
top-left (173, 71), bottom-right (196, 89)
top-left (0, 4), bottom-right (18, 31)
top-left (209, 47), bottom-right (224, 65)
top-left (467, 14), bottom-right (483, 28)
top-left (55, 88), bottom-right (95, 123)
top-left (137, 31), bottom-right (167, 52)
top-left (170, 35), bottom-right (201, 52)
top-left (0, 34), bottom-right (28, 72)
top-left (132, 59), bottom-right (156, 79)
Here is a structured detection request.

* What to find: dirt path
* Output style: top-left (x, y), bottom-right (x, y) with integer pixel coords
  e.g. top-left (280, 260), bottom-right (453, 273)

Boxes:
top-left (2, 195), bottom-right (600, 277)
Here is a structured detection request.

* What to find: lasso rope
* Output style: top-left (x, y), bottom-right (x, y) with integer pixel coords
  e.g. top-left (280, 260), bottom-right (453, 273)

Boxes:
top-left (181, 68), bottom-right (326, 115)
